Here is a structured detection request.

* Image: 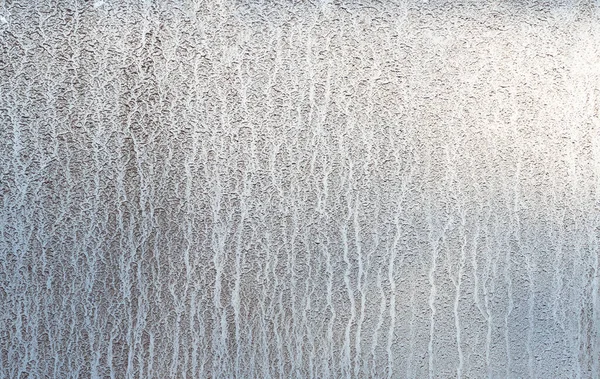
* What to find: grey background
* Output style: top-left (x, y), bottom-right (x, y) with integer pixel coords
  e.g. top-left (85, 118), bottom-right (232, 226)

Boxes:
top-left (1, 0), bottom-right (599, 377)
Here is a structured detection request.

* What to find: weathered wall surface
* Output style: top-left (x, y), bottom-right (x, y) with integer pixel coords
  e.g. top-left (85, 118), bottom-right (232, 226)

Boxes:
top-left (1, 1), bottom-right (600, 377)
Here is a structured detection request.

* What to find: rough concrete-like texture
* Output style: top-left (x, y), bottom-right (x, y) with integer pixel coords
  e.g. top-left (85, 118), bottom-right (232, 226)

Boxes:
top-left (1, 1), bottom-right (600, 378)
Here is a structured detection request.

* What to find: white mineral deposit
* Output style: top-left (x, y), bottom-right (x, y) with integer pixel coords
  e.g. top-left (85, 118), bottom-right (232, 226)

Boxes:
top-left (1, 1), bottom-right (599, 378)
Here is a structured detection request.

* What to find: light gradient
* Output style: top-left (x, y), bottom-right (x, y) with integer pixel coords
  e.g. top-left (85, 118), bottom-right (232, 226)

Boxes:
top-left (1, 0), bottom-right (600, 377)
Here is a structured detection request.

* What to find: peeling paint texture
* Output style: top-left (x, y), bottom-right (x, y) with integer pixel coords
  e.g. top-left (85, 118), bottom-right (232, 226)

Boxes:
top-left (1, 1), bottom-right (600, 378)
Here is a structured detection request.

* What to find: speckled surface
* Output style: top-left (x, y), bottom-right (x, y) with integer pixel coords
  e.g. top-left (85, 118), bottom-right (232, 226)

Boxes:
top-left (1, 1), bottom-right (599, 377)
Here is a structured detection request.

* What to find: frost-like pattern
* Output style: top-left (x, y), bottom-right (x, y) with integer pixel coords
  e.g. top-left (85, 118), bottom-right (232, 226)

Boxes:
top-left (1, 1), bottom-right (600, 378)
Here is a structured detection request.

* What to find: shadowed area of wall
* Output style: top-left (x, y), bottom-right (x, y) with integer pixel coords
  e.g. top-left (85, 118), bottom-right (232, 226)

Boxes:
top-left (1, 0), bottom-right (599, 378)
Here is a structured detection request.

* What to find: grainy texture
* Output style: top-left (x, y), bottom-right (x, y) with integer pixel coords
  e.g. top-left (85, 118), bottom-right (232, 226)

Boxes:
top-left (1, 0), bottom-right (600, 378)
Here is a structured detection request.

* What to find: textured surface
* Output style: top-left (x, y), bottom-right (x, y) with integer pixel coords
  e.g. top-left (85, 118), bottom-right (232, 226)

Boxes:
top-left (1, 0), bottom-right (600, 378)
